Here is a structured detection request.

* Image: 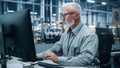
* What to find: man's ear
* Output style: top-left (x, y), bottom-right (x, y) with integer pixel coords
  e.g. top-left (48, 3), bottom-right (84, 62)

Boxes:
top-left (75, 12), bottom-right (79, 19)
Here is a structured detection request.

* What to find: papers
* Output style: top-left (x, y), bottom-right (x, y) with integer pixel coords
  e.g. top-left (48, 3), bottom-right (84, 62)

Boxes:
top-left (7, 63), bottom-right (23, 68)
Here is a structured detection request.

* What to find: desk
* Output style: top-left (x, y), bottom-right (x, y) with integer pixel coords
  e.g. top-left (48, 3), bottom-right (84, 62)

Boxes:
top-left (111, 51), bottom-right (120, 68)
top-left (0, 57), bottom-right (99, 68)
top-left (111, 51), bottom-right (120, 56)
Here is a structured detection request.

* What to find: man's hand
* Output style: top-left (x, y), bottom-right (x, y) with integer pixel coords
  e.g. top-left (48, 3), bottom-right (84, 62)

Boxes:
top-left (45, 53), bottom-right (58, 63)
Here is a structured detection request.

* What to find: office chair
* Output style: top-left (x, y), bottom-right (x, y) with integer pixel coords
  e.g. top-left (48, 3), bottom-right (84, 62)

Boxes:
top-left (98, 34), bottom-right (112, 68)
top-left (96, 28), bottom-right (114, 68)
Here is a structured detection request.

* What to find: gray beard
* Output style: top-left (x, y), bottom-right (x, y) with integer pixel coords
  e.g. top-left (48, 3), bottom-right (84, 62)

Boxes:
top-left (63, 20), bottom-right (74, 28)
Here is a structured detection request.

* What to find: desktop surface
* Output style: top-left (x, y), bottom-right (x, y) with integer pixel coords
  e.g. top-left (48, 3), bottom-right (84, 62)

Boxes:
top-left (112, 43), bottom-right (120, 52)
top-left (0, 56), bottom-right (99, 68)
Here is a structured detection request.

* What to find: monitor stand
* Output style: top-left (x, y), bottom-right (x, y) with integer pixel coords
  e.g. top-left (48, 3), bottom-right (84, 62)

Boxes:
top-left (0, 53), bottom-right (6, 68)
top-left (0, 23), bottom-right (6, 68)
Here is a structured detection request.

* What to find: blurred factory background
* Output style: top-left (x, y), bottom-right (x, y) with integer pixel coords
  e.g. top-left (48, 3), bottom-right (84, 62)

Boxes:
top-left (0, 0), bottom-right (120, 44)
top-left (0, 0), bottom-right (120, 68)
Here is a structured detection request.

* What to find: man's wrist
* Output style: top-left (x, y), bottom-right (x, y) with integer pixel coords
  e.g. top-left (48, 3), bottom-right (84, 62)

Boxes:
top-left (58, 56), bottom-right (68, 64)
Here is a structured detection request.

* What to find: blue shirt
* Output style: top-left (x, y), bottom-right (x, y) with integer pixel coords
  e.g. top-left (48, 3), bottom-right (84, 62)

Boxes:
top-left (37, 23), bottom-right (98, 66)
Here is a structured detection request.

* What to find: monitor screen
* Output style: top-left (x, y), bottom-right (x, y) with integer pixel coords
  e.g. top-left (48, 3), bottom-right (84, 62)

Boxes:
top-left (0, 9), bottom-right (37, 62)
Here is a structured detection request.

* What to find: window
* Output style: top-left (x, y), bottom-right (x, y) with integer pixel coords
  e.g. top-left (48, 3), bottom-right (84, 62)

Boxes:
top-left (52, 6), bottom-right (58, 22)
top-left (45, 0), bottom-right (50, 23)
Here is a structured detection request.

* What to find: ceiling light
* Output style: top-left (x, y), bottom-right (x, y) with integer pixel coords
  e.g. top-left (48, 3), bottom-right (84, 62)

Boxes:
top-left (101, 2), bottom-right (107, 5)
top-left (87, 0), bottom-right (95, 3)
top-left (30, 12), bottom-right (38, 15)
top-left (7, 10), bottom-right (14, 12)
top-left (53, 14), bottom-right (56, 16)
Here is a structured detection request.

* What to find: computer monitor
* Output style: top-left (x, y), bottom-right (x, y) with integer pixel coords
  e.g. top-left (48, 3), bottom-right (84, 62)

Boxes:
top-left (0, 9), bottom-right (37, 62)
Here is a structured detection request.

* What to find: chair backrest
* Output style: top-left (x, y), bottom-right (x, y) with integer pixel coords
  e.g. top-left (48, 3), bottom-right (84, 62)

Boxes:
top-left (98, 34), bottom-right (112, 65)
top-left (96, 28), bottom-right (114, 65)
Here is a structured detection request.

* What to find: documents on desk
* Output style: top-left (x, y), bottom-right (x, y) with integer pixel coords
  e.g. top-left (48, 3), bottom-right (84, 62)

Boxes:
top-left (7, 63), bottom-right (23, 68)
top-left (7, 57), bottom-right (30, 68)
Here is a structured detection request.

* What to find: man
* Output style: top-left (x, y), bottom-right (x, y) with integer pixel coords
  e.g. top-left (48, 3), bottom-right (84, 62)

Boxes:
top-left (37, 2), bottom-right (98, 66)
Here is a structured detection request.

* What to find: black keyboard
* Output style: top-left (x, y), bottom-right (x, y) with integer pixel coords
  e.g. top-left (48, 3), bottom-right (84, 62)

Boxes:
top-left (38, 61), bottom-right (64, 68)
